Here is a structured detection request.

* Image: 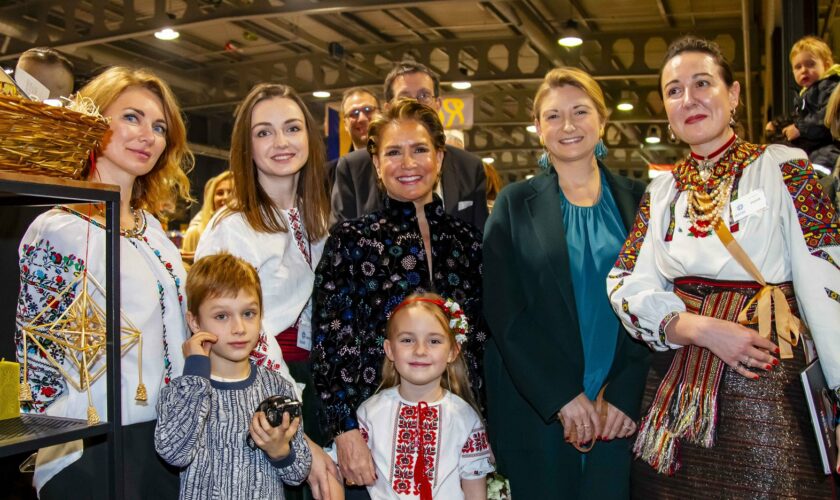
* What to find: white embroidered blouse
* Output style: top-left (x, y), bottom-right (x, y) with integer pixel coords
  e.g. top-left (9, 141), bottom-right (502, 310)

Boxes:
top-left (357, 387), bottom-right (494, 499)
top-left (607, 143), bottom-right (840, 391)
top-left (16, 207), bottom-right (188, 490)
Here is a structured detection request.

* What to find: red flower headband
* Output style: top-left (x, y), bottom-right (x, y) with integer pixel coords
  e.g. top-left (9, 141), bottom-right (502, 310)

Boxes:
top-left (391, 297), bottom-right (469, 344)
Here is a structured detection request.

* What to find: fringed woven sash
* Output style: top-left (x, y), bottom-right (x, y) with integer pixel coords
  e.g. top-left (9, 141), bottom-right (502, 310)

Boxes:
top-left (633, 278), bottom-right (798, 475)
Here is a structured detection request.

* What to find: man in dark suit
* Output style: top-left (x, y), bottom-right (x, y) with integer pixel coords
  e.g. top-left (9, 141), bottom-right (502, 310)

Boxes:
top-left (325, 87), bottom-right (380, 190)
top-left (331, 61), bottom-right (488, 230)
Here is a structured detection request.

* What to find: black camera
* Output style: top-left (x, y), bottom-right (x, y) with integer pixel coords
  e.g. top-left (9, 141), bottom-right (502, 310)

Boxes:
top-left (246, 395), bottom-right (302, 449)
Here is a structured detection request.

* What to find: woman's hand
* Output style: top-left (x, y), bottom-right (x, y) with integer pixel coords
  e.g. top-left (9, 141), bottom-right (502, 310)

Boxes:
top-left (666, 313), bottom-right (779, 380)
top-left (557, 393), bottom-right (601, 446)
top-left (597, 400), bottom-right (636, 440)
top-left (334, 429), bottom-right (376, 487)
top-left (182, 331), bottom-right (217, 357)
top-left (306, 437), bottom-right (341, 500)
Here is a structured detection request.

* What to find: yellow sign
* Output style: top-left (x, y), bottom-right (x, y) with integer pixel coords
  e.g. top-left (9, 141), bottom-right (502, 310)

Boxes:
top-left (438, 94), bottom-right (473, 129)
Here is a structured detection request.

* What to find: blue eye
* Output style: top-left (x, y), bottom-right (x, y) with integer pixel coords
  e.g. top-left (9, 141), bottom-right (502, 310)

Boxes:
top-left (124, 113), bottom-right (138, 123)
top-left (152, 124), bottom-right (167, 136)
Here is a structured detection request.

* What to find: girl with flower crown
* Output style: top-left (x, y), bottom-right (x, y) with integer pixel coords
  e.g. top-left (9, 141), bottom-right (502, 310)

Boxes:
top-left (350, 293), bottom-right (493, 500)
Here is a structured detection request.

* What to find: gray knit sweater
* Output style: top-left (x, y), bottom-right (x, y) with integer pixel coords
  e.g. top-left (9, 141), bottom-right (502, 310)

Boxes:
top-left (155, 356), bottom-right (311, 499)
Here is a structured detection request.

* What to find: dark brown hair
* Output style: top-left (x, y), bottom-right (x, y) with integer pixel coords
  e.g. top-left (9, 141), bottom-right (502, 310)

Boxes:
top-left (225, 83), bottom-right (329, 240)
top-left (658, 36), bottom-right (736, 97)
top-left (366, 98), bottom-right (446, 157)
top-left (383, 60), bottom-right (441, 102)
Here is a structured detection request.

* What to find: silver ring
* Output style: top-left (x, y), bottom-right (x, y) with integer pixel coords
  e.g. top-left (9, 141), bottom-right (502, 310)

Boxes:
top-left (742, 355), bottom-right (752, 367)
top-left (583, 424), bottom-right (590, 428)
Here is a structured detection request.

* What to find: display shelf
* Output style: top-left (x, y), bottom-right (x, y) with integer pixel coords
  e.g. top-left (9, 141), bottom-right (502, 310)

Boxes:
top-left (0, 171), bottom-right (122, 498)
top-left (0, 415), bottom-right (109, 458)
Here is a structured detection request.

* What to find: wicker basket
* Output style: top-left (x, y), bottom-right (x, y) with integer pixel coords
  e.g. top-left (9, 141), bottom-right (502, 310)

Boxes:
top-left (0, 94), bottom-right (109, 179)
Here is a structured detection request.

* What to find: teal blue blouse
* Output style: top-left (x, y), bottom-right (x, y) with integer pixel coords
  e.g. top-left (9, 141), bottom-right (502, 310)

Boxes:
top-left (559, 169), bottom-right (625, 400)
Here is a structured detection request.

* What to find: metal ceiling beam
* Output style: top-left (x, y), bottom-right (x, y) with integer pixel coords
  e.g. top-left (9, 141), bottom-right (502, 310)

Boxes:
top-left (656, 0), bottom-right (676, 28)
top-left (0, 0), bottom-right (445, 60)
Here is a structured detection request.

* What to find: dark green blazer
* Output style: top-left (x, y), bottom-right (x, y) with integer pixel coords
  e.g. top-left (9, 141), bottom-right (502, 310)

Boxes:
top-left (482, 163), bottom-right (650, 496)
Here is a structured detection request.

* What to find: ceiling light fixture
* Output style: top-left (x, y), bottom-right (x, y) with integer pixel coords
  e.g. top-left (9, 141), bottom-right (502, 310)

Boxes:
top-left (451, 81), bottom-right (472, 90)
top-left (616, 102), bottom-right (634, 112)
top-left (312, 91), bottom-right (331, 99)
top-left (645, 125), bottom-right (662, 144)
top-left (154, 28), bottom-right (180, 41)
top-left (558, 20), bottom-right (583, 48)
top-left (482, 157), bottom-right (495, 164)
top-left (526, 125), bottom-right (537, 133)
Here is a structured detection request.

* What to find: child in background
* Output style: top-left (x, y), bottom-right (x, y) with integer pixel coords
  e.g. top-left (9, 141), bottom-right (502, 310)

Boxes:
top-left (354, 293), bottom-right (494, 500)
top-left (766, 36), bottom-right (840, 170)
top-left (154, 253), bottom-right (311, 499)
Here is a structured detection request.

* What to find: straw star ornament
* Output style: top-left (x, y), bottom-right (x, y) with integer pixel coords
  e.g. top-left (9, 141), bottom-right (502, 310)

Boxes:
top-left (20, 271), bottom-right (142, 424)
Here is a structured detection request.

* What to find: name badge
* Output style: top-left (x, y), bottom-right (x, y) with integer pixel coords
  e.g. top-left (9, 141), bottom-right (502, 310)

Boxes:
top-left (296, 308), bottom-right (312, 351)
top-left (730, 189), bottom-right (767, 222)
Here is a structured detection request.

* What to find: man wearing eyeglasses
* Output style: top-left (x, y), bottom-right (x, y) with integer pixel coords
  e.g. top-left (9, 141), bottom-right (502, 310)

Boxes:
top-left (326, 88), bottom-right (380, 190)
top-left (331, 60), bottom-right (488, 230)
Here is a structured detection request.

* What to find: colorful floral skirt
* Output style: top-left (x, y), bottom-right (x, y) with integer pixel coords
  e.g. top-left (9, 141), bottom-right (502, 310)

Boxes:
top-left (632, 277), bottom-right (836, 499)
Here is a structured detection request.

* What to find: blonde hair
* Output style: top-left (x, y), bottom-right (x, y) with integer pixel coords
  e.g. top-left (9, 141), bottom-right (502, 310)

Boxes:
top-left (790, 36), bottom-right (834, 67)
top-left (533, 66), bottom-right (607, 123)
top-left (225, 83), bottom-right (329, 240)
top-left (77, 66), bottom-right (193, 212)
top-left (380, 293), bottom-right (478, 411)
top-left (196, 170), bottom-right (233, 235)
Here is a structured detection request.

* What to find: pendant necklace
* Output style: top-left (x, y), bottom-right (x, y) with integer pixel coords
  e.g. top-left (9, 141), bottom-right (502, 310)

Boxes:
top-left (689, 133), bottom-right (737, 182)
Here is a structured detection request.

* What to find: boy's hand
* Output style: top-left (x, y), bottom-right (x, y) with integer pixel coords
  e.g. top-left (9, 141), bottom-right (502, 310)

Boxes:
top-left (182, 332), bottom-right (217, 357)
top-left (783, 124), bottom-right (801, 141)
top-left (249, 411), bottom-right (300, 461)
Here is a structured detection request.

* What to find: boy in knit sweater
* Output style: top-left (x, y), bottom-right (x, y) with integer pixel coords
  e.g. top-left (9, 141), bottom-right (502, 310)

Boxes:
top-left (155, 253), bottom-right (311, 499)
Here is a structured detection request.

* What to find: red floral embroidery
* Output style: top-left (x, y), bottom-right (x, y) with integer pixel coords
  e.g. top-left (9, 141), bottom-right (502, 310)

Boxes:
top-left (461, 429), bottom-right (489, 456)
top-left (391, 402), bottom-right (439, 496)
top-left (250, 332), bottom-right (283, 372)
top-left (288, 208), bottom-right (311, 266)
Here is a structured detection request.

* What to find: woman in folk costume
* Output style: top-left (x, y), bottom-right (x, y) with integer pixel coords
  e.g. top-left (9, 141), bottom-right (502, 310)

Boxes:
top-left (16, 66), bottom-right (192, 498)
top-left (482, 66), bottom-right (650, 498)
top-left (607, 36), bottom-right (840, 498)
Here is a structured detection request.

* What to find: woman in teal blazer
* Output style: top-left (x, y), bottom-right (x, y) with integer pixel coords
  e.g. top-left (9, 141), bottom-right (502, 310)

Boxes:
top-left (483, 67), bottom-right (650, 498)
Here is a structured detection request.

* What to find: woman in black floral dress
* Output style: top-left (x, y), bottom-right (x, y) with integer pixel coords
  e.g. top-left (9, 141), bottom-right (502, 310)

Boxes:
top-left (312, 99), bottom-right (486, 495)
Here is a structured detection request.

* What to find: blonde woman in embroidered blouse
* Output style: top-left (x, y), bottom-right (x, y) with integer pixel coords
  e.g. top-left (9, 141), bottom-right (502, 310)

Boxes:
top-left (193, 83), bottom-right (341, 500)
top-left (607, 36), bottom-right (840, 498)
top-left (16, 66), bottom-right (193, 498)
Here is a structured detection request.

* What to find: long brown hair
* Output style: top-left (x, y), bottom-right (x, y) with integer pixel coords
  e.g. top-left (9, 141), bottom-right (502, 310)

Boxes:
top-left (225, 83), bottom-right (329, 239)
top-left (78, 66), bottom-right (194, 212)
top-left (380, 293), bottom-right (478, 411)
